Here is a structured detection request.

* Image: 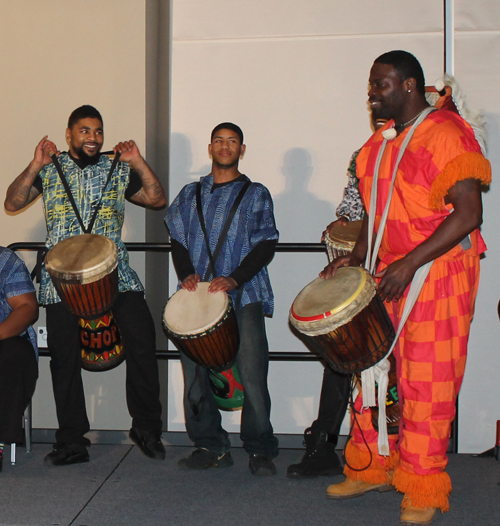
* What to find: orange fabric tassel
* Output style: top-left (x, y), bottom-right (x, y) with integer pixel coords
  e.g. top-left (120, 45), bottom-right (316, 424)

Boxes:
top-left (344, 439), bottom-right (398, 484)
top-left (429, 152), bottom-right (491, 210)
top-left (393, 467), bottom-right (452, 512)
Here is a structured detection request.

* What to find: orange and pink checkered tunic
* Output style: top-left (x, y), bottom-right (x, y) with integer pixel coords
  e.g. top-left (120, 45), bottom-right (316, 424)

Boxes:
top-left (346, 110), bottom-right (491, 511)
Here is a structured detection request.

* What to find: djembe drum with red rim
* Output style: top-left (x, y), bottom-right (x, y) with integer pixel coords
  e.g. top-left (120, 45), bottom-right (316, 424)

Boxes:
top-left (45, 234), bottom-right (124, 371)
top-left (290, 267), bottom-right (400, 432)
top-left (162, 282), bottom-right (239, 372)
top-left (289, 267), bottom-right (395, 374)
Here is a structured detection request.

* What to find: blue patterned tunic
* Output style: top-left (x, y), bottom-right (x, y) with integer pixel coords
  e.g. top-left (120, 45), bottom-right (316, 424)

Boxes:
top-left (165, 175), bottom-right (278, 316)
top-left (37, 152), bottom-right (144, 305)
top-left (0, 247), bottom-right (38, 357)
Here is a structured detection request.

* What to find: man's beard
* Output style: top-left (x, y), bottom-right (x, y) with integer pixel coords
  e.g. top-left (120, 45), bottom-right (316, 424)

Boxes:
top-left (73, 145), bottom-right (101, 166)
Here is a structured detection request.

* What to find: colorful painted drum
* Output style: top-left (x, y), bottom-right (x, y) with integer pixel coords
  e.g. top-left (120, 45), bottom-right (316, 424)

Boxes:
top-left (79, 312), bottom-right (125, 372)
top-left (208, 364), bottom-right (244, 411)
top-left (45, 234), bottom-right (124, 371)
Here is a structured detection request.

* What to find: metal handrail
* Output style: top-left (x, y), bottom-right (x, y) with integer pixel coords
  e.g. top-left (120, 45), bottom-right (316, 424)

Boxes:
top-left (7, 240), bottom-right (327, 362)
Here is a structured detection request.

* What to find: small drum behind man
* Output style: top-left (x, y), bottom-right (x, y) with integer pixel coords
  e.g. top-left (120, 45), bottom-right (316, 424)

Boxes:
top-left (163, 282), bottom-right (239, 372)
top-left (324, 220), bottom-right (363, 263)
top-left (45, 234), bottom-right (125, 371)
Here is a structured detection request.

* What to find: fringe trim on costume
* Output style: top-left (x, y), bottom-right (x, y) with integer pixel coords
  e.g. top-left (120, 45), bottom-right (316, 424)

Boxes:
top-left (435, 74), bottom-right (488, 155)
top-left (429, 152), bottom-right (492, 210)
top-left (393, 467), bottom-right (452, 512)
top-left (343, 439), bottom-right (398, 484)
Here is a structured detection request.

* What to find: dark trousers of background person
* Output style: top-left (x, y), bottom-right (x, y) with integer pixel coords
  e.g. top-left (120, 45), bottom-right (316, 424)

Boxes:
top-left (180, 301), bottom-right (279, 459)
top-left (313, 365), bottom-right (351, 438)
top-left (46, 291), bottom-right (163, 446)
top-left (0, 336), bottom-right (38, 444)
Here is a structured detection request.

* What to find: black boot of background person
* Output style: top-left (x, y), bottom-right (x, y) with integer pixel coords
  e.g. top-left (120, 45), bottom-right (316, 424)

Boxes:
top-left (286, 427), bottom-right (343, 478)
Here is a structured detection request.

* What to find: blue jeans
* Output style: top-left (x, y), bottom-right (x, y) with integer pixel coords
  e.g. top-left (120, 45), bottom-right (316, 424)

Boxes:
top-left (180, 301), bottom-right (279, 458)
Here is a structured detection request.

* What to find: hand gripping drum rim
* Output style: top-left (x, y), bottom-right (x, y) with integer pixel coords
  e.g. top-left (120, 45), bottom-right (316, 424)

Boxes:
top-left (162, 282), bottom-right (240, 371)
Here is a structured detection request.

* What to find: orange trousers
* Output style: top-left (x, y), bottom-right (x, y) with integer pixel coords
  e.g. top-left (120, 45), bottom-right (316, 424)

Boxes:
top-left (344, 252), bottom-right (480, 511)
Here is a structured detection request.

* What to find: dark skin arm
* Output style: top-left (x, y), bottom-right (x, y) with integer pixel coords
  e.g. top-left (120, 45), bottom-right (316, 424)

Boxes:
top-left (0, 292), bottom-right (39, 340)
top-left (4, 136), bottom-right (59, 211)
top-left (115, 141), bottom-right (166, 209)
top-left (375, 178), bottom-right (482, 302)
top-left (319, 179), bottom-right (483, 303)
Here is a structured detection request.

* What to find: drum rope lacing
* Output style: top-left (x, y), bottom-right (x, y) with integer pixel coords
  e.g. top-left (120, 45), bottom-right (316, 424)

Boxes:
top-left (362, 107), bottom-right (436, 456)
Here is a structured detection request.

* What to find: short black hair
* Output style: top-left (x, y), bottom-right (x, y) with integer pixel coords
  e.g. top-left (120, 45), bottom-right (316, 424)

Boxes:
top-left (210, 122), bottom-right (244, 144)
top-left (68, 105), bottom-right (103, 129)
top-left (374, 50), bottom-right (426, 95)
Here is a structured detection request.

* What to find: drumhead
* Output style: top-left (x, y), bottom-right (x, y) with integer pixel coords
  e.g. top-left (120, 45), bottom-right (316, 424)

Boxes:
top-left (163, 282), bottom-right (230, 336)
top-left (326, 220), bottom-right (363, 247)
top-left (289, 267), bottom-right (376, 336)
top-left (45, 234), bottom-right (118, 284)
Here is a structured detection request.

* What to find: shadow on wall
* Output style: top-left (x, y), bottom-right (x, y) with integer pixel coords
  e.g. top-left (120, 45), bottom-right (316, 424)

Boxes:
top-left (170, 133), bottom-right (211, 195)
top-left (273, 147), bottom-right (336, 243)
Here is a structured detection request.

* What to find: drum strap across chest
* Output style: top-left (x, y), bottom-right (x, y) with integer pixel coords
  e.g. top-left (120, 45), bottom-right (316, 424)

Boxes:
top-left (196, 181), bottom-right (250, 283)
top-left (51, 152), bottom-right (121, 234)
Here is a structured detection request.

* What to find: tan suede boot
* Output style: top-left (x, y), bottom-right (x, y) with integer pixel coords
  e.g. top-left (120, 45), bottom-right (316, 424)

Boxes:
top-left (326, 477), bottom-right (393, 499)
top-left (400, 505), bottom-right (437, 524)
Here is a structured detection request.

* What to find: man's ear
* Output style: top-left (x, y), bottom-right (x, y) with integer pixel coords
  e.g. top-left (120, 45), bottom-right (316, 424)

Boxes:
top-left (240, 144), bottom-right (246, 160)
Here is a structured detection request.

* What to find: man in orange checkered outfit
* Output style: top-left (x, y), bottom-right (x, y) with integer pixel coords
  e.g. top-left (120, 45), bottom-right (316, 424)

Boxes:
top-left (320, 50), bottom-right (491, 524)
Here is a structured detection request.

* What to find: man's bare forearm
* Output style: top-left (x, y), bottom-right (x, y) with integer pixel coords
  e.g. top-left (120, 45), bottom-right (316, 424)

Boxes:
top-left (130, 158), bottom-right (166, 209)
top-left (5, 161), bottom-right (42, 211)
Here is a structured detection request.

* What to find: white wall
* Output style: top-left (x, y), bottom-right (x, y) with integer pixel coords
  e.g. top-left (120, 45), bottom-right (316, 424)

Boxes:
top-left (169, 0), bottom-right (500, 451)
top-left (2, 1), bottom-right (498, 451)
top-left (0, 1), bottom-right (149, 431)
top-left (452, 0), bottom-right (500, 453)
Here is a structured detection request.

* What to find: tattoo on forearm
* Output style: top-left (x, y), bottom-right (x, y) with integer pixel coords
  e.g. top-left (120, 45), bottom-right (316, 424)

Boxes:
top-left (7, 168), bottom-right (39, 208)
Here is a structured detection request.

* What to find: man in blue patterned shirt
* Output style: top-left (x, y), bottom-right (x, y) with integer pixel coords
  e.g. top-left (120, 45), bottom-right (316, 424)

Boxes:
top-left (165, 122), bottom-right (279, 475)
top-left (5, 105), bottom-right (166, 466)
top-left (0, 247), bottom-right (38, 472)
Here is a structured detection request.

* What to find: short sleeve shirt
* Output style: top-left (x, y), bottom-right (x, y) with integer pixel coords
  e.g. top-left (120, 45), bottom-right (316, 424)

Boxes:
top-left (37, 152), bottom-right (144, 305)
top-left (0, 247), bottom-right (38, 356)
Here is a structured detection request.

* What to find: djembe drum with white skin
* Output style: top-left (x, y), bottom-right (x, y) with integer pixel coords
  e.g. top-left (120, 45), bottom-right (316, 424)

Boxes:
top-left (290, 267), bottom-right (395, 374)
top-left (163, 282), bottom-right (239, 372)
top-left (290, 267), bottom-right (400, 433)
top-left (45, 234), bottom-right (124, 371)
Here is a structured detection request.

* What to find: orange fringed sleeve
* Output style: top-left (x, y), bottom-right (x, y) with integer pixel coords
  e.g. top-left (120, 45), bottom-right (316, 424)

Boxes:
top-left (429, 152), bottom-right (491, 210)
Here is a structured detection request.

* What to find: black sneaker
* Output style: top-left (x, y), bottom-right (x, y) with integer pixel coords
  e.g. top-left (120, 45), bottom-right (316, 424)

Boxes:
top-left (0, 450), bottom-right (3, 472)
top-left (178, 448), bottom-right (233, 469)
top-left (286, 428), bottom-right (343, 479)
top-left (249, 454), bottom-right (277, 476)
top-left (129, 427), bottom-right (166, 460)
top-left (44, 443), bottom-right (89, 466)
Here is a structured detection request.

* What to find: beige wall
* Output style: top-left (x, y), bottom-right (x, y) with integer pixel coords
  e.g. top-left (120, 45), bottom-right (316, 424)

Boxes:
top-left (2, 1), bottom-right (499, 450)
top-left (168, 0), bottom-right (445, 436)
top-left (169, 0), bottom-right (500, 451)
top-left (0, 1), bottom-right (150, 431)
top-left (452, 0), bottom-right (500, 452)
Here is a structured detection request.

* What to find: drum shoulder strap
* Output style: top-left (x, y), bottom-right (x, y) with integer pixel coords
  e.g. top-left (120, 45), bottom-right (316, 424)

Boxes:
top-left (51, 152), bottom-right (121, 234)
top-left (196, 181), bottom-right (251, 281)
